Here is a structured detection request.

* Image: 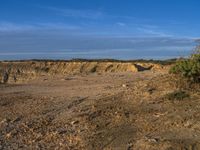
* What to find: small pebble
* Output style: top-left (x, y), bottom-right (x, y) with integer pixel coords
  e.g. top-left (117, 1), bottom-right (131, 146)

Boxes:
top-left (122, 84), bottom-right (127, 88)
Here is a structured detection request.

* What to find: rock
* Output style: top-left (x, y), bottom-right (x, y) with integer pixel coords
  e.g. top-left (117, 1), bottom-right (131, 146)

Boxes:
top-left (148, 138), bottom-right (159, 143)
top-left (71, 120), bottom-right (79, 125)
top-left (0, 119), bottom-right (8, 127)
top-left (147, 88), bottom-right (156, 94)
top-left (184, 121), bottom-right (192, 128)
top-left (12, 117), bottom-right (22, 123)
top-left (122, 84), bottom-right (127, 88)
top-left (13, 75), bottom-right (17, 82)
top-left (3, 72), bottom-right (9, 83)
top-left (127, 143), bottom-right (133, 150)
top-left (57, 128), bottom-right (68, 134)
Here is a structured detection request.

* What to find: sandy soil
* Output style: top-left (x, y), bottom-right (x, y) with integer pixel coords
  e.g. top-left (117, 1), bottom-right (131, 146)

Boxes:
top-left (1, 70), bottom-right (200, 150)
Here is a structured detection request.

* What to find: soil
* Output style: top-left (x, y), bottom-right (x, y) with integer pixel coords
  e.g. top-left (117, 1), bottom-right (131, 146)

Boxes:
top-left (1, 69), bottom-right (200, 150)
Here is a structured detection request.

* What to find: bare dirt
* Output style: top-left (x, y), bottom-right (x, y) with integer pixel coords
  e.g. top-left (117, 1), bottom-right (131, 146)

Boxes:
top-left (1, 61), bottom-right (200, 149)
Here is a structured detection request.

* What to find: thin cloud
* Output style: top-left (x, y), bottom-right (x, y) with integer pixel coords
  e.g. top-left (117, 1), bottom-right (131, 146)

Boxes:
top-left (116, 22), bottom-right (126, 26)
top-left (0, 22), bottom-right (81, 32)
top-left (0, 22), bottom-right (37, 32)
top-left (137, 27), bottom-right (172, 37)
top-left (42, 6), bottom-right (143, 21)
top-left (45, 6), bottom-right (104, 19)
top-left (35, 23), bottom-right (81, 30)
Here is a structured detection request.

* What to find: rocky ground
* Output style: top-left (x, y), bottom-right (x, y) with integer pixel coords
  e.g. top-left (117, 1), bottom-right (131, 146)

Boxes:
top-left (1, 67), bottom-right (200, 149)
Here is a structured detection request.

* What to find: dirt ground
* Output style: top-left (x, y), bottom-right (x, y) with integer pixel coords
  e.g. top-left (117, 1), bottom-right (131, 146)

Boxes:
top-left (1, 70), bottom-right (200, 150)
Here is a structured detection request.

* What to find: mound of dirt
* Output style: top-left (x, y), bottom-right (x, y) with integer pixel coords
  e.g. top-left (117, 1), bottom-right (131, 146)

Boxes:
top-left (0, 61), bottom-right (166, 83)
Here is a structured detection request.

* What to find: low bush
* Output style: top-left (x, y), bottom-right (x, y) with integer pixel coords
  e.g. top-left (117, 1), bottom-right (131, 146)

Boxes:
top-left (170, 46), bottom-right (200, 83)
top-left (165, 90), bottom-right (190, 101)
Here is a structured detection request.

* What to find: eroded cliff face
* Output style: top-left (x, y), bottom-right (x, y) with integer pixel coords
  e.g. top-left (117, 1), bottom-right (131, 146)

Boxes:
top-left (0, 61), bottom-right (165, 83)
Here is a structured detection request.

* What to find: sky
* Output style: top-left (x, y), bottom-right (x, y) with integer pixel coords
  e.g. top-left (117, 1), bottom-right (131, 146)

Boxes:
top-left (0, 0), bottom-right (199, 60)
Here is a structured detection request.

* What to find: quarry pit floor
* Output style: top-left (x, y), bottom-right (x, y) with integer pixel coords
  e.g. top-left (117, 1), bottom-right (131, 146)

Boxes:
top-left (1, 70), bottom-right (200, 150)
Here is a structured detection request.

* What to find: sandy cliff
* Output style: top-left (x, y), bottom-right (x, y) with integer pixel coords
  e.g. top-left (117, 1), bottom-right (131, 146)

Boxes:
top-left (0, 61), bottom-right (166, 83)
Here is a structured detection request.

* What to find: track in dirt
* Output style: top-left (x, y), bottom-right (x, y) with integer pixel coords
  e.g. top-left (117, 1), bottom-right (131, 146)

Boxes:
top-left (1, 70), bottom-right (200, 149)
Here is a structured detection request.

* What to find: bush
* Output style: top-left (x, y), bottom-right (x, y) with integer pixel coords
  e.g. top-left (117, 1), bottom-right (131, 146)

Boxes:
top-left (165, 90), bottom-right (190, 101)
top-left (170, 46), bottom-right (200, 83)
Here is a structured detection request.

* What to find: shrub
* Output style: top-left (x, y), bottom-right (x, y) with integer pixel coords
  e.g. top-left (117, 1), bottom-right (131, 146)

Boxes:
top-left (170, 46), bottom-right (200, 83)
top-left (165, 90), bottom-right (190, 101)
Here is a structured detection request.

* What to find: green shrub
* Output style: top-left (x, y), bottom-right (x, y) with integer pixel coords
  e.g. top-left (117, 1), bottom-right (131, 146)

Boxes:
top-left (170, 46), bottom-right (200, 83)
top-left (165, 90), bottom-right (190, 101)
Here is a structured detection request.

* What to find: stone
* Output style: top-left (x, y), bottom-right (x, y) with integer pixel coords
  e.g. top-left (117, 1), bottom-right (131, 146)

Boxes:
top-left (3, 72), bottom-right (9, 83)
top-left (122, 84), bottom-right (127, 88)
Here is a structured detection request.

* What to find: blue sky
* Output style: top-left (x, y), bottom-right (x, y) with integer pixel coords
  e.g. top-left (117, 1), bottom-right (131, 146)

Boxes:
top-left (0, 0), bottom-right (199, 60)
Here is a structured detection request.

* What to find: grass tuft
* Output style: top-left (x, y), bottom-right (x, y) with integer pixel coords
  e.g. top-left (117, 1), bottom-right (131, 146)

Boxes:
top-left (165, 90), bottom-right (190, 101)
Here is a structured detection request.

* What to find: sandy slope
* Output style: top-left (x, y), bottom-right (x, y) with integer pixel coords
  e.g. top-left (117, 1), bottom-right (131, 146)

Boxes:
top-left (1, 68), bottom-right (200, 149)
top-left (0, 61), bottom-right (165, 84)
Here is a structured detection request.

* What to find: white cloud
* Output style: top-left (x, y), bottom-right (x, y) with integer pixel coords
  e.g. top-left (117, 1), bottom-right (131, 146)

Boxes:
top-left (116, 22), bottom-right (126, 26)
top-left (0, 22), bottom-right (37, 31)
top-left (137, 27), bottom-right (172, 37)
top-left (0, 22), bottom-right (81, 32)
top-left (45, 7), bottom-right (104, 19)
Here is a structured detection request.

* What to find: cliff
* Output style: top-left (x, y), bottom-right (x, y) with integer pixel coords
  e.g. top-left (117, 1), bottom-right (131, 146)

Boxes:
top-left (0, 60), bottom-right (166, 83)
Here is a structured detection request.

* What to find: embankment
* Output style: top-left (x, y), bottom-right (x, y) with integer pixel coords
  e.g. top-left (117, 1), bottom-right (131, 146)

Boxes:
top-left (0, 60), bottom-right (168, 83)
